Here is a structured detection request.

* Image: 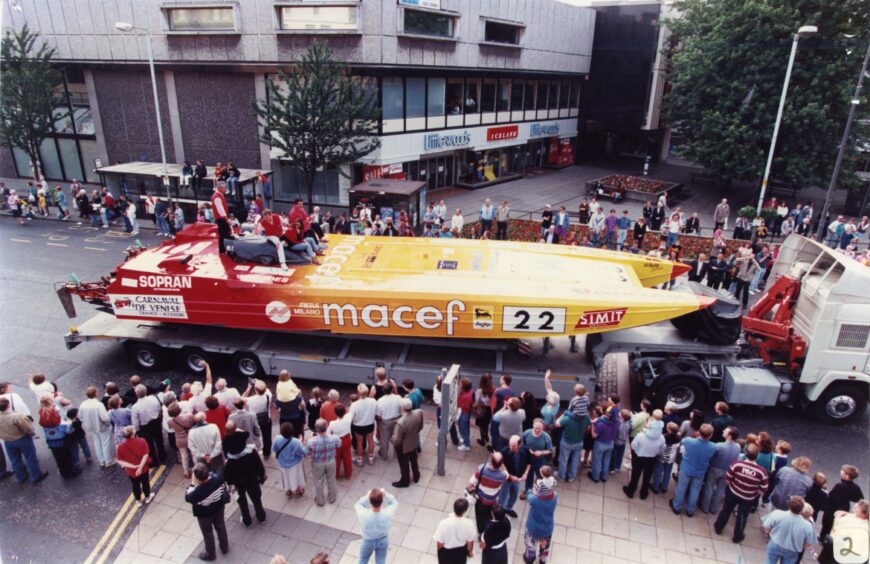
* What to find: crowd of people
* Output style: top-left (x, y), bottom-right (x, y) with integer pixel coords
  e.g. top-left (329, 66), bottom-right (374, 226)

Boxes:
top-left (1, 362), bottom-right (866, 564)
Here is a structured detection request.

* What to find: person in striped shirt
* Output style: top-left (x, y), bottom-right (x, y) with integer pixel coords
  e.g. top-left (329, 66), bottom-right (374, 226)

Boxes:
top-left (468, 452), bottom-right (509, 535)
top-left (713, 444), bottom-right (770, 543)
top-left (304, 418), bottom-right (341, 507)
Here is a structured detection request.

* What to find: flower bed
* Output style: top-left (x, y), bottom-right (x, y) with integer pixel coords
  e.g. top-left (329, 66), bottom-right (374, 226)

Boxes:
top-left (585, 174), bottom-right (682, 203)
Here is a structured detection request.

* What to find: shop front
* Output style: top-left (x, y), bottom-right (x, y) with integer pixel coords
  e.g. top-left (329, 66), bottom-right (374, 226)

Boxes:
top-left (357, 118), bottom-right (577, 191)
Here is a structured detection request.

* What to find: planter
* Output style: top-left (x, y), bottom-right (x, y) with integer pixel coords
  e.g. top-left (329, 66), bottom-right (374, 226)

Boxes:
top-left (585, 174), bottom-right (682, 203)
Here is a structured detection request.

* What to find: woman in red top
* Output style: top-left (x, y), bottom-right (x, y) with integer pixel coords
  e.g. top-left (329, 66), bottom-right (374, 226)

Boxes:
top-left (257, 208), bottom-right (290, 270)
top-left (281, 219), bottom-right (320, 264)
top-left (204, 396), bottom-right (230, 438)
top-left (116, 426), bottom-right (154, 505)
top-left (454, 377), bottom-right (474, 451)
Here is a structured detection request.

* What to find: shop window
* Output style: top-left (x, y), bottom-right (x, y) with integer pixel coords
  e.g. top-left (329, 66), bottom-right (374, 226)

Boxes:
top-left (481, 80), bottom-right (496, 112)
top-left (446, 79), bottom-right (464, 115)
top-left (483, 21), bottom-right (522, 45)
top-left (427, 78), bottom-right (445, 117)
top-left (524, 81), bottom-right (536, 111)
top-left (382, 77), bottom-right (404, 133)
top-left (548, 82), bottom-right (559, 109)
top-left (465, 80), bottom-right (479, 113)
top-left (406, 78), bottom-right (425, 118)
top-left (510, 80), bottom-right (524, 111)
top-left (278, 5), bottom-right (358, 31)
top-left (537, 81), bottom-right (548, 110)
top-left (165, 7), bottom-right (236, 32)
top-left (560, 81), bottom-right (571, 109)
top-left (496, 80), bottom-right (510, 112)
top-left (403, 9), bottom-right (455, 39)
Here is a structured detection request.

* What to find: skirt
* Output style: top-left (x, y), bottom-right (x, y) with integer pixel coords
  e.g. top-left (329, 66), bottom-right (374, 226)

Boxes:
top-left (279, 463), bottom-right (306, 491)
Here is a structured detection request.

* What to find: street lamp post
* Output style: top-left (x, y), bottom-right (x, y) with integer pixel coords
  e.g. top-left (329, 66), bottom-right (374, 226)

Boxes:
top-left (815, 40), bottom-right (870, 243)
top-left (115, 21), bottom-right (171, 202)
top-left (756, 25), bottom-right (818, 215)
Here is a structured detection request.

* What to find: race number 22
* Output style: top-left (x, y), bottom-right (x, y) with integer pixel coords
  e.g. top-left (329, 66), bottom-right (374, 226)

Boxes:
top-left (502, 307), bottom-right (566, 333)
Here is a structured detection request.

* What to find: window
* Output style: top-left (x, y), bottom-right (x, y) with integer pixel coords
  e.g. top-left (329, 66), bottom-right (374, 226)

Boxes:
top-left (465, 80), bottom-right (479, 113)
top-left (524, 81), bottom-right (536, 110)
top-left (382, 77), bottom-right (404, 120)
top-left (481, 80), bottom-right (496, 112)
top-left (427, 78), bottom-right (445, 117)
top-left (548, 82), bottom-right (559, 109)
top-left (446, 79), bottom-right (463, 115)
top-left (537, 81), bottom-right (548, 110)
top-left (483, 21), bottom-right (522, 45)
top-left (406, 78), bottom-right (425, 118)
top-left (167, 7), bottom-right (236, 31)
top-left (496, 80), bottom-right (510, 112)
top-left (404, 9), bottom-right (454, 38)
top-left (560, 81), bottom-right (571, 109)
top-left (278, 6), bottom-right (357, 31)
top-left (510, 80), bottom-right (524, 111)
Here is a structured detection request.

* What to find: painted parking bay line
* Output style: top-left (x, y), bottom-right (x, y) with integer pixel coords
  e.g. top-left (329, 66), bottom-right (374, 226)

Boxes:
top-left (47, 242), bottom-right (69, 247)
top-left (84, 246), bottom-right (107, 252)
top-left (10, 238), bottom-right (32, 243)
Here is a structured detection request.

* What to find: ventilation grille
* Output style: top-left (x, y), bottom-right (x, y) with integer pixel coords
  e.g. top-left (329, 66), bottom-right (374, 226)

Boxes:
top-left (836, 324), bottom-right (870, 349)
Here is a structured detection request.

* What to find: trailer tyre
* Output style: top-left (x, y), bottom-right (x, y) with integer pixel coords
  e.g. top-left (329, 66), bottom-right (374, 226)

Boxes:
top-left (232, 352), bottom-right (263, 379)
top-left (180, 347), bottom-right (208, 374)
top-left (654, 377), bottom-right (707, 412)
top-left (813, 384), bottom-right (868, 425)
top-left (127, 341), bottom-right (165, 371)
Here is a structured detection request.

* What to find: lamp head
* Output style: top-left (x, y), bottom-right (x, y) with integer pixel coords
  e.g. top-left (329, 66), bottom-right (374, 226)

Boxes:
top-left (797, 25), bottom-right (818, 38)
top-left (115, 22), bottom-right (134, 32)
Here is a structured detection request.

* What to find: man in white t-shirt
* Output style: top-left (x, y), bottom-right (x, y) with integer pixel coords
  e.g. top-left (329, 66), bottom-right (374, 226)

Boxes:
top-left (214, 378), bottom-right (240, 412)
top-left (433, 497), bottom-right (477, 562)
top-left (0, 382), bottom-right (31, 417)
top-left (27, 373), bottom-right (55, 402)
top-left (375, 387), bottom-right (403, 461)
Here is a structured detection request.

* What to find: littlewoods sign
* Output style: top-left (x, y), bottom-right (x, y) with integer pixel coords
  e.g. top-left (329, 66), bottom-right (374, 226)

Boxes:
top-left (423, 130), bottom-right (471, 151)
top-left (530, 122), bottom-right (560, 137)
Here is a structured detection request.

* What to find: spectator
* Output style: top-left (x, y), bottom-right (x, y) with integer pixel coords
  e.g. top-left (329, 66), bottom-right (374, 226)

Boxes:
top-left (555, 206), bottom-right (570, 239)
top-left (0, 397), bottom-right (48, 484)
top-left (521, 419), bottom-right (553, 496)
top-left (243, 379), bottom-right (273, 458)
top-left (402, 379), bottom-right (425, 409)
top-left (578, 198), bottom-right (590, 225)
top-left (479, 199), bottom-right (495, 234)
top-left (685, 212), bottom-right (700, 234)
top-left (116, 426), bottom-right (154, 505)
top-left (749, 245), bottom-right (773, 294)
top-left (204, 396), bottom-right (230, 439)
top-left (27, 372), bottom-right (57, 403)
top-left (328, 404), bottom-right (353, 480)
top-left (0, 382), bottom-right (31, 418)
top-left (188, 412), bottom-right (224, 475)
top-left (540, 225), bottom-right (559, 244)
top-left (804, 472), bottom-right (828, 522)
top-left (355, 489), bottom-right (397, 564)
top-left (498, 435), bottom-right (530, 518)
top-left (375, 384), bottom-right (402, 460)
top-left (733, 253), bottom-right (757, 309)
top-left (229, 398), bottom-right (262, 451)
top-left (588, 207), bottom-right (606, 247)
top-left (351, 383), bottom-right (377, 466)
top-left (468, 452), bottom-right (509, 535)
top-left (39, 396), bottom-right (77, 478)
top-left (223, 420), bottom-right (267, 526)
top-left (433, 498), bottom-right (477, 563)
top-left (304, 418), bottom-right (341, 507)
top-left (651, 421), bottom-right (680, 494)
top-left (275, 379), bottom-right (306, 440)
top-left (762, 496), bottom-right (816, 564)
top-left (66, 407), bottom-right (93, 469)
top-left (108, 395), bottom-right (133, 447)
top-left (167, 402), bottom-right (194, 478)
top-left (687, 253), bottom-right (709, 283)
top-left (667, 212), bottom-right (682, 248)
top-left (451, 378), bottom-right (474, 451)
top-left (79, 386), bottom-right (115, 468)
top-left (130, 384), bottom-right (165, 467)
top-left (700, 427), bottom-right (741, 514)
top-left (451, 209), bottom-right (465, 236)
top-left (495, 201), bottom-right (510, 240)
top-left (320, 389), bottom-right (341, 423)
top-left (819, 464), bottom-right (864, 540)
top-left (623, 417), bottom-right (665, 500)
top-left (213, 378), bottom-right (240, 412)
top-left (614, 209), bottom-right (632, 250)
top-left (489, 375), bottom-right (516, 452)
top-left (390, 398), bottom-right (424, 488)
top-left (272, 422), bottom-right (306, 498)
top-left (185, 463), bottom-right (230, 562)
top-left (670, 423), bottom-right (717, 517)
top-left (588, 400), bottom-right (620, 483)
top-left (604, 209), bottom-right (618, 249)
top-left (474, 373), bottom-right (495, 448)
top-left (818, 499), bottom-right (869, 564)
top-left (609, 409), bottom-right (632, 474)
top-left (522, 469), bottom-right (557, 564)
top-left (707, 252), bottom-right (727, 290)
top-left (714, 444), bottom-right (770, 543)
top-left (493, 397), bottom-right (526, 456)
top-left (479, 505), bottom-right (511, 564)
top-left (710, 401), bottom-right (735, 443)
top-left (713, 199), bottom-right (730, 230)
top-left (539, 204), bottom-right (553, 234)
top-left (771, 457), bottom-right (814, 511)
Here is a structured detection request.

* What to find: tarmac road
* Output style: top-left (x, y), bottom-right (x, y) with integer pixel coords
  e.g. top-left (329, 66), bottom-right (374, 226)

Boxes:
top-left (0, 216), bottom-right (867, 562)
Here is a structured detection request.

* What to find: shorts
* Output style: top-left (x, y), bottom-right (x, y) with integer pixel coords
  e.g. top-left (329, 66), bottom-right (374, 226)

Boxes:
top-left (351, 423), bottom-right (375, 437)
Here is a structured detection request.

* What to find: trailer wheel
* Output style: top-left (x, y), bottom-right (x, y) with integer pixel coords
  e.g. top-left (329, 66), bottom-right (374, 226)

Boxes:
top-left (232, 352), bottom-right (263, 379)
top-left (654, 377), bottom-right (706, 412)
top-left (180, 347), bottom-right (208, 374)
top-left (813, 384), bottom-right (868, 425)
top-left (126, 341), bottom-right (165, 371)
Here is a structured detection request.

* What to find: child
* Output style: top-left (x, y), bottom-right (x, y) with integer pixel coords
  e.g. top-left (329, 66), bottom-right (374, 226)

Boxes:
top-left (306, 387), bottom-right (323, 435)
top-left (534, 465), bottom-right (556, 496)
top-left (710, 401), bottom-right (734, 442)
top-left (819, 465), bottom-right (864, 540)
top-left (651, 422), bottom-right (680, 494)
top-left (38, 191), bottom-right (48, 216)
top-left (645, 409), bottom-right (664, 438)
top-left (763, 440), bottom-right (791, 505)
top-left (805, 472), bottom-right (828, 521)
top-left (796, 502), bottom-right (815, 564)
top-left (66, 407), bottom-right (93, 469)
top-left (276, 370), bottom-right (300, 403)
top-left (581, 405), bottom-right (603, 468)
top-left (662, 401), bottom-right (681, 427)
top-left (609, 409), bottom-right (632, 474)
top-left (568, 384), bottom-right (589, 420)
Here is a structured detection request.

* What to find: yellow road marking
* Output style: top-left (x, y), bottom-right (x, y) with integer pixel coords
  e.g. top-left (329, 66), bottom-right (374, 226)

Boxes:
top-left (10, 238), bottom-right (32, 243)
top-left (47, 242), bottom-right (68, 247)
top-left (84, 246), bottom-right (107, 252)
top-left (83, 465), bottom-right (166, 564)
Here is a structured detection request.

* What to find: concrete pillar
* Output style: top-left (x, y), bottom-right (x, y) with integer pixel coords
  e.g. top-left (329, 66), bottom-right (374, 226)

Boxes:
top-left (164, 70), bottom-right (185, 164)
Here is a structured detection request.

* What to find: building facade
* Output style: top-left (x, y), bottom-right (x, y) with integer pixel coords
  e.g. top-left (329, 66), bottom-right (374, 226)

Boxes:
top-left (1, 0), bottom-right (594, 208)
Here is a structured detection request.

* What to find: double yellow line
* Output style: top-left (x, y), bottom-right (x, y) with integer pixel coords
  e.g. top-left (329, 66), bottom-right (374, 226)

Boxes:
top-left (83, 465), bottom-right (167, 564)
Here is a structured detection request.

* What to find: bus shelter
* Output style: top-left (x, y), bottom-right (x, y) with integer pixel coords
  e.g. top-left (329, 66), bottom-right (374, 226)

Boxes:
top-left (96, 161), bottom-right (271, 218)
top-left (349, 178), bottom-right (427, 232)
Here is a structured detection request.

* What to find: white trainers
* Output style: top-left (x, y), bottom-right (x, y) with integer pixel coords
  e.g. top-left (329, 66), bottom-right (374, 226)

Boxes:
top-left (280, 263), bottom-right (289, 271)
top-left (457, 444), bottom-right (470, 452)
top-left (144, 493), bottom-right (156, 504)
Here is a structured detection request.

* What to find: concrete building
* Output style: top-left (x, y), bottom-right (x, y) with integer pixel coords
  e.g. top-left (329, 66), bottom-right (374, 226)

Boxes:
top-left (1, 0), bottom-right (595, 214)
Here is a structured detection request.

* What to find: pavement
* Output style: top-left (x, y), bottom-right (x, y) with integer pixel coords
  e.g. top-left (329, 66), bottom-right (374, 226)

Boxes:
top-left (0, 189), bottom-right (867, 563)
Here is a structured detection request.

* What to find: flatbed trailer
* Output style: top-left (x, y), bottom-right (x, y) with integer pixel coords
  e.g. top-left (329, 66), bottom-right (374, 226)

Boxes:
top-left (66, 312), bottom-right (591, 398)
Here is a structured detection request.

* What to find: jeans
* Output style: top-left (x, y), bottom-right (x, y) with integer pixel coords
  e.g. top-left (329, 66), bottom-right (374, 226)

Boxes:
top-left (490, 420), bottom-right (501, 452)
top-left (525, 456), bottom-right (546, 492)
top-left (590, 440), bottom-right (614, 481)
top-left (4, 436), bottom-right (43, 483)
top-left (701, 466), bottom-right (728, 513)
top-left (666, 232), bottom-right (678, 248)
top-left (457, 413), bottom-right (471, 447)
top-left (672, 470), bottom-right (705, 515)
top-left (766, 541), bottom-right (800, 564)
top-left (617, 229), bottom-right (628, 250)
top-left (714, 488), bottom-right (755, 542)
top-left (226, 176), bottom-right (238, 194)
top-left (651, 460), bottom-right (673, 493)
top-left (156, 215), bottom-right (170, 235)
top-left (590, 231), bottom-right (601, 246)
top-left (558, 440), bottom-right (583, 481)
top-left (749, 267), bottom-right (766, 292)
top-left (609, 443), bottom-right (626, 473)
top-left (498, 479), bottom-right (520, 511)
top-left (69, 437), bottom-right (92, 468)
top-left (605, 230), bottom-right (616, 249)
top-left (359, 535), bottom-right (389, 564)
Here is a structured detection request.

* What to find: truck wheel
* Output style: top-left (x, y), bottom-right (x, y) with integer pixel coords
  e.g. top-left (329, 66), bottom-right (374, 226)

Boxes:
top-left (180, 347), bottom-right (208, 374)
top-left (655, 377), bottom-right (706, 412)
top-left (126, 341), bottom-right (164, 371)
top-left (232, 352), bottom-right (263, 379)
top-left (813, 384), bottom-right (868, 424)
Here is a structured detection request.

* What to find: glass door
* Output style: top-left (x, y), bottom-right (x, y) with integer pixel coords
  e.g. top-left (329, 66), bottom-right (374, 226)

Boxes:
top-left (427, 158), bottom-right (438, 192)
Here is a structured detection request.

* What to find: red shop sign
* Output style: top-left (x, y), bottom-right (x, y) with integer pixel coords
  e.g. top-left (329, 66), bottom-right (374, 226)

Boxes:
top-left (486, 125), bottom-right (519, 142)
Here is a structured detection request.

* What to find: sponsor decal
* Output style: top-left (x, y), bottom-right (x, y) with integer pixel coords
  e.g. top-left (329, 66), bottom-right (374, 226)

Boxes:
top-left (437, 260), bottom-right (458, 270)
top-left (307, 235), bottom-right (366, 282)
top-left (423, 130), bottom-right (471, 152)
top-left (529, 122), bottom-right (560, 138)
top-left (110, 294), bottom-right (188, 319)
top-left (472, 305), bottom-right (494, 330)
top-left (120, 278), bottom-right (139, 288)
top-left (138, 275), bottom-right (192, 290)
top-left (252, 266), bottom-right (294, 276)
top-left (575, 307), bottom-right (627, 329)
top-left (266, 300), bottom-right (292, 324)
top-left (487, 125), bottom-right (519, 142)
top-left (322, 299), bottom-right (466, 336)
top-left (502, 306), bottom-right (566, 333)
